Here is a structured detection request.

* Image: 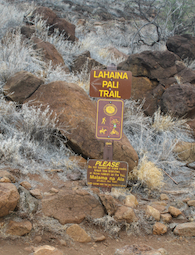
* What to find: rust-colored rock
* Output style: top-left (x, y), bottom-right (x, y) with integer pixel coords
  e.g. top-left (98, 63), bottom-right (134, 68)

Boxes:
top-left (174, 222), bottom-right (195, 236)
top-left (118, 50), bottom-right (180, 83)
top-left (6, 220), bottom-right (32, 236)
top-left (31, 37), bottom-right (67, 69)
top-left (161, 83), bottom-right (195, 118)
top-left (166, 34), bottom-right (195, 61)
top-left (20, 181), bottom-right (32, 190)
top-left (0, 170), bottom-right (15, 183)
top-left (21, 26), bottom-right (35, 38)
top-left (150, 201), bottom-right (167, 213)
top-left (124, 194), bottom-right (138, 208)
top-left (0, 183), bottom-right (20, 217)
top-left (114, 206), bottom-right (138, 223)
top-left (160, 194), bottom-right (169, 201)
top-left (71, 51), bottom-right (105, 73)
top-left (3, 71), bottom-right (44, 104)
top-left (66, 224), bottom-right (91, 243)
top-left (161, 213), bottom-right (172, 223)
top-left (98, 194), bottom-right (119, 216)
top-left (24, 81), bottom-right (138, 172)
top-left (168, 206), bottom-right (182, 217)
top-left (30, 189), bottom-right (42, 199)
top-left (145, 205), bottom-right (160, 221)
top-left (41, 187), bottom-right (104, 224)
top-left (153, 222), bottom-right (168, 235)
top-left (28, 7), bottom-right (76, 41)
top-left (187, 200), bottom-right (195, 207)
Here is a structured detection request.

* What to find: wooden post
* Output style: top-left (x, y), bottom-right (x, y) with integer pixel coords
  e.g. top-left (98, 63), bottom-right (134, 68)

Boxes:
top-left (101, 64), bottom-right (117, 192)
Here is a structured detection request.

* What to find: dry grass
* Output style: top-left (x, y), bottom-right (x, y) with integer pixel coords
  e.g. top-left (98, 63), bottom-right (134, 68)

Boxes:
top-left (129, 156), bottom-right (164, 190)
top-left (152, 108), bottom-right (188, 133)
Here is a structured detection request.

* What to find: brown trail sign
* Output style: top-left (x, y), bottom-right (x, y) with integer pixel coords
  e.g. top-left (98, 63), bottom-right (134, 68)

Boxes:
top-left (90, 69), bottom-right (132, 99)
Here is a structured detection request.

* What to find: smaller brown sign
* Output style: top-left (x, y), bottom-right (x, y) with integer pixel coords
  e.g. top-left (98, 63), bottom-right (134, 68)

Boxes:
top-left (96, 99), bottom-right (124, 141)
top-left (87, 159), bottom-right (128, 188)
top-left (90, 69), bottom-right (132, 99)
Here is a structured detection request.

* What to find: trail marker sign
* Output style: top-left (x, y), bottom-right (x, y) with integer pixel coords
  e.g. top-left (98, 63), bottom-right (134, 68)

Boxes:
top-left (90, 69), bottom-right (132, 99)
top-left (96, 98), bottom-right (124, 141)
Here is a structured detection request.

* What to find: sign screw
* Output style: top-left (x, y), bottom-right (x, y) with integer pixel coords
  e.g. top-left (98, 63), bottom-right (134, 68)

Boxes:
top-left (108, 136), bottom-right (110, 138)
top-left (110, 101), bottom-right (112, 103)
top-left (109, 88), bottom-right (111, 91)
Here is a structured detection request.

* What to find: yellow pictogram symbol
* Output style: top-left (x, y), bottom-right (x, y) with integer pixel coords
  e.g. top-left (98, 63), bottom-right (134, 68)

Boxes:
top-left (101, 117), bottom-right (106, 124)
top-left (111, 119), bottom-right (120, 125)
top-left (110, 129), bottom-right (119, 135)
top-left (103, 104), bottom-right (117, 116)
top-left (99, 127), bottom-right (107, 134)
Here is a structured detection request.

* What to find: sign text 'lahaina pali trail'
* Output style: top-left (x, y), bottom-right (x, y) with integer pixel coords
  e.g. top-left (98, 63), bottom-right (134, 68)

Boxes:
top-left (96, 98), bottom-right (124, 141)
top-left (90, 69), bottom-right (132, 99)
top-left (87, 159), bottom-right (128, 188)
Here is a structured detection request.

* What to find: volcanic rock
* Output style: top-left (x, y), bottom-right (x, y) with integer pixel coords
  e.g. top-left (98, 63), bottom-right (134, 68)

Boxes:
top-left (66, 224), bottom-right (91, 243)
top-left (41, 187), bottom-right (104, 224)
top-left (153, 222), bottom-right (168, 235)
top-left (160, 83), bottom-right (195, 118)
top-left (26, 7), bottom-right (76, 41)
top-left (6, 220), bottom-right (32, 236)
top-left (31, 37), bottom-right (68, 70)
top-left (3, 71), bottom-right (44, 104)
top-left (174, 222), bottom-right (195, 236)
top-left (0, 183), bottom-right (20, 217)
top-left (114, 205), bottom-right (138, 223)
top-left (166, 34), bottom-right (195, 61)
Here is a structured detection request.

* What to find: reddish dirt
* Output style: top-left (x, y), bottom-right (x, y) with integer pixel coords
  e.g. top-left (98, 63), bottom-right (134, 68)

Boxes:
top-left (0, 231), bottom-right (195, 255)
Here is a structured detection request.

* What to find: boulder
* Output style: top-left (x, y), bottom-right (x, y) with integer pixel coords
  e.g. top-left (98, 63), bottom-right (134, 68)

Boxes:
top-left (166, 34), bottom-right (195, 61)
top-left (174, 222), bottom-right (195, 236)
top-left (26, 7), bottom-right (76, 41)
top-left (41, 187), bottom-right (104, 224)
top-left (160, 83), bottom-right (195, 118)
top-left (118, 50), bottom-right (180, 85)
top-left (71, 51), bottom-right (105, 73)
top-left (31, 37), bottom-right (68, 70)
top-left (3, 71), bottom-right (44, 104)
top-left (6, 220), bottom-right (32, 236)
top-left (24, 81), bottom-right (138, 172)
top-left (66, 224), bottom-right (91, 243)
top-left (0, 183), bottom-right (20, 217)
